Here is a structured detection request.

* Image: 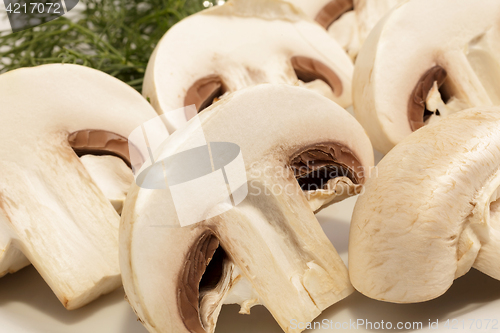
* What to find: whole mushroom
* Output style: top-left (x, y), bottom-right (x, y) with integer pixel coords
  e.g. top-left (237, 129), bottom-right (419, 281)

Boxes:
top-left (121, 84), bottom-right (374, 333)
top-left (350, 107), bottom-right (500, 303)
top-left (142, 0), bottom-right (353, 133)
top-left (0, 64), bottom-right (158, 309)
top-left (353, 0), bottom-right (500, 154)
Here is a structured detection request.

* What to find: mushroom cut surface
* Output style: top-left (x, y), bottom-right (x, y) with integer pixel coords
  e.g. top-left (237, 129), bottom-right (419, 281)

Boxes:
top-left (353, 0), bottom-right (500, 154)
top-left (142, 0), bottom-right (353, 133)
top-left (0, 64), bottom-right (158, 309)
top-left (120, 84), bottom-right (374, 333)
top-left (350, 107), bottom-right (500, 303)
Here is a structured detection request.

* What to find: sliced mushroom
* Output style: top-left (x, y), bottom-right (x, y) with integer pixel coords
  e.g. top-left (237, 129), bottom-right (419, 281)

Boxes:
top-left (0, 64), bottom-right (157, 309)
top-left (353, 0), bottom-right (500, 154)
top-left (349, 107), bottom-right (500, 303)
top-left (121, 84), bottom-right (374, 333)
top-left (142, 0), bottom-right (353, 132)
top-left (286, 0), bottom-right (403, 60)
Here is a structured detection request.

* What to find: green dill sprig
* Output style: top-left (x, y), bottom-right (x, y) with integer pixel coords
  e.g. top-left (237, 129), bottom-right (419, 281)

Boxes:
top-left (0, 0), bottom-right (205, 91)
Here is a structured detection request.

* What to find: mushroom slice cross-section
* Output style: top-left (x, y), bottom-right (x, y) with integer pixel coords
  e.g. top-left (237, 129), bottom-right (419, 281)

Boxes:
top-left (349, 107), bottom-right (500, 303)
top-left (120, 84), bottom-right (374, 333)
top-left (0, 64), bottom-right (158, 309)
top-left (142, 0), bottom-right (353, 133)
top-left (353, 0), bottom-right (500, 153)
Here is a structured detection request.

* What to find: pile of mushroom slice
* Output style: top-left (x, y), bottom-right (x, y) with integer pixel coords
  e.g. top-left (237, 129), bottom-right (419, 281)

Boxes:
top-left (120, 84), bottom-right (374, 333)
top-left (142, 0), bottom-right (353, 133)
top-left (285, 0), bottom-right (404, 60)
top-left (354, 0), bottom-right (500, 154)
top-left (350, 107), bottom-right (500, 303)
top-left (0, 64), bottom-right (158, 309)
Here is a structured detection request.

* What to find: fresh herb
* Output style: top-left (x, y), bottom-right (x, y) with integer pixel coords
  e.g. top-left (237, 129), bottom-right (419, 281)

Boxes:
top-left (0, 0), bottom-right (207, 91)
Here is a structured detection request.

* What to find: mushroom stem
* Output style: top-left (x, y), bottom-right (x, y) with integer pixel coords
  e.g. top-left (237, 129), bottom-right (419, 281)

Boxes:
top-left (0, 139), bottom-right (121, 309)
top-left (79, 155), bottom-right (134, 214)
top-left (0, 221), bottom-right (30, 277)
top-left (212, 170), bottom-right (352, 332)
top-left (439, 50), bottom-right (493, 108)
top-left (199, 263), bottom-right (260, 333)
top-left (466, 29), bottom-right (500, 105)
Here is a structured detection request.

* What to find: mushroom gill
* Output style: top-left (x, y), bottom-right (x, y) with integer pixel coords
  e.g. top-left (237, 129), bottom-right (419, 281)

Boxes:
top-left (184, 75), bottom-right (226, 117)
top-left (407, 66), bottom-right (448, 131)
top-left (315, 0), bottom-right (354, 29)
top-left (290, 142), bottom-right (364, 212)
top-left (68, 129), bottom-right (137, 167)
top-left (178, 231), bottom-right (221, 333)
top-left (291, 56), bottom-right (343, 97)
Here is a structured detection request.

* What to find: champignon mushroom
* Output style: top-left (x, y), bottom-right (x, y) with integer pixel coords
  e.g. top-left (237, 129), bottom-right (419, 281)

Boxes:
top-left (0, 64), bottom-right (158, 309)
top-left (285, 0), bottom-right (403, 60)
top-left (353, 0), bottom-right (500, 154)
top-left (121, 84), bottom-right (374, 333)
top-left (142, 0), bottom-right (353, 133)
top-left (350, 107), bottom-right (500, 303)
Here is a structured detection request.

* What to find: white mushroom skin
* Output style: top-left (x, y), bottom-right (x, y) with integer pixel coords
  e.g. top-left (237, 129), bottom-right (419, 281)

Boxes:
top-left (0, 64), bottom-right (158, 309)
top-left (350, 108), bottom-right (500, 303)
top-left (121, 85), bottom-right (374, 333)
top-left (143, 0), bottom-right (353, 132)
top-left (353, 0), bottom-right (500, 154)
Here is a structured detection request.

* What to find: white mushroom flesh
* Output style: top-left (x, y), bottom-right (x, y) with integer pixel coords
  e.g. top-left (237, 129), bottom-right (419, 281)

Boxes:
top-left (79, 155), bottom-right (134, 214)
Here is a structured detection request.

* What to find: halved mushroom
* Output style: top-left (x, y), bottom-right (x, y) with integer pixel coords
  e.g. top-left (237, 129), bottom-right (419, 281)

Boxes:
top-left (142, 0), bottom-right (353, 132)
top-left (353, 0), bottom-right (500, 154)
top-left (349, 107), bottom-right (500, 303)
top-left (285, 0), bottom-right (403, 60)
top-left (121, 84), bottom-right (374, 333)
top-left (0, 64), bottom-right (158, 309)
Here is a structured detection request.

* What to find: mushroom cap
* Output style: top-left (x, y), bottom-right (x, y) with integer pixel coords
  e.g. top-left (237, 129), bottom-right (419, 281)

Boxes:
top-left (142, 0), bottom-right (353, 132)
top-left (353, 0), bottom-right (500, 153)
top-left (121, 84), bottom-right (373, 333)
top-left (0, 64), bottom-right (158, 309)
top-left (349, 107), bottom-right (500, 303)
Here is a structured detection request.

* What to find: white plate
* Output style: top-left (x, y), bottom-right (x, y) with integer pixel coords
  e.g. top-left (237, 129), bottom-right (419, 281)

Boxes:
top-left (1, 195), bottom-right (499, 333)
